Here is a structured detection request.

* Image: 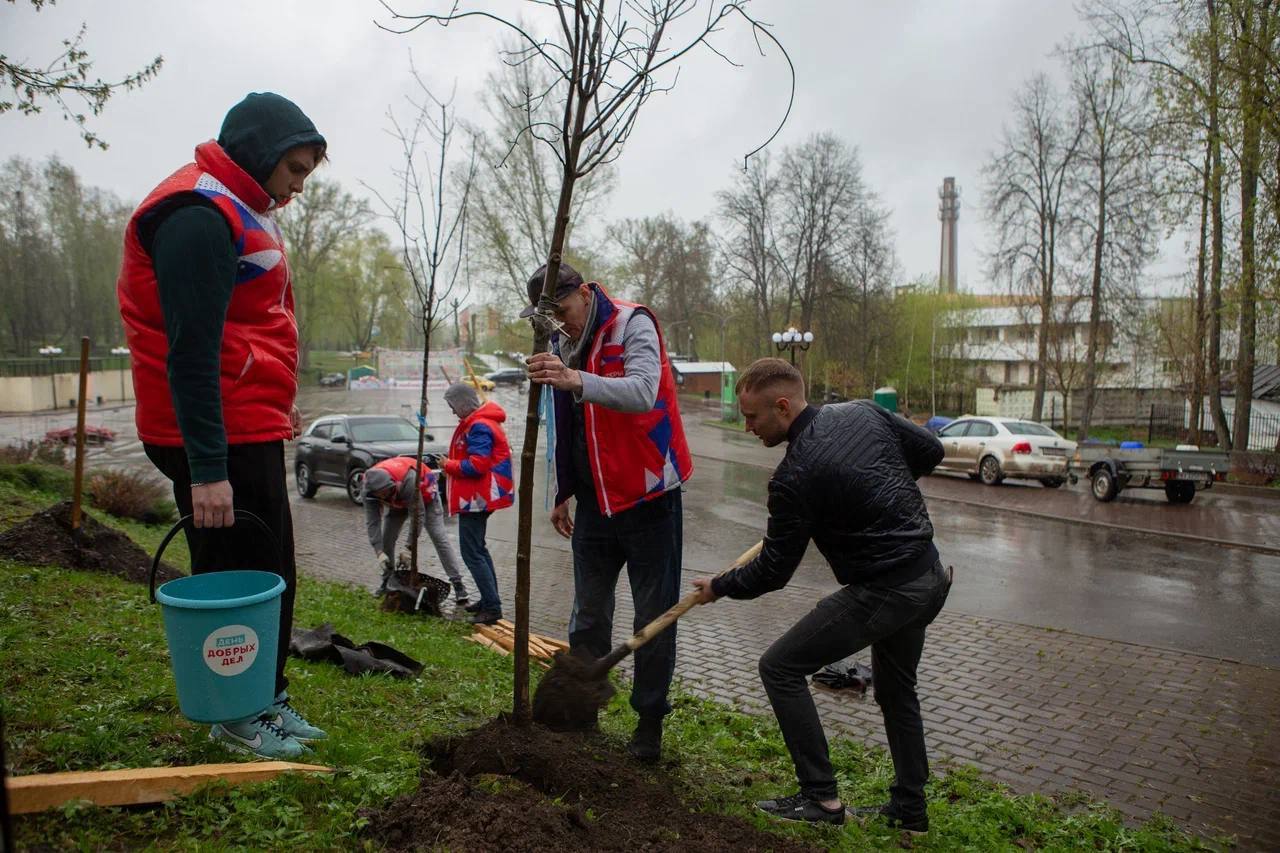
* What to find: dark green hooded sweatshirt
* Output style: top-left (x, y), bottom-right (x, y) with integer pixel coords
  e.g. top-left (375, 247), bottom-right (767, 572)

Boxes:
top-left (138, 93), bottom-right (325, 483)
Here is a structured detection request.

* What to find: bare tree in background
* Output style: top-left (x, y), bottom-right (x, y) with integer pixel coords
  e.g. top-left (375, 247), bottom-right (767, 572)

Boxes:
top-left (366, 66), bottom-right (478, 582)
top-left (609, 214), bottom-right (716, 357)
top-left (1, 0), bottom-right (162, 149)
top-left (985, 73), bottom-right (1085, 421)
top-left (716, 153), bottom-right (778, 354)
top-left (774, 133), bottom-right (865, 331)
top-left (278, 179), bottom-right (372, 370)
top-left (842, 197), bottom-right (896, 396)
top-left (1067, 45), bottom-right (1157, 440)
top-left (470, 40), bottom-right (616, 307)
top-left (380, 0), bottom-right (793, 722)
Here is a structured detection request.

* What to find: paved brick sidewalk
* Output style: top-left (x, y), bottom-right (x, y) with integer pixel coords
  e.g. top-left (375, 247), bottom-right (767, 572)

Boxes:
top-left (292, 495), bottom-right (1280, 849)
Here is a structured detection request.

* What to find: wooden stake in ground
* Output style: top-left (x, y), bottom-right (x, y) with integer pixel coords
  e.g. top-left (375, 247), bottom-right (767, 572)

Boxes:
top-left (71, 336), bottom-right (90, 550)
top-left (462, 357), bottom-right (489, 402)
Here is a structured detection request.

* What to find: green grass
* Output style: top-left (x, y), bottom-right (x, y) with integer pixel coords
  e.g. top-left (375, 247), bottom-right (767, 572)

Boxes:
top-left (1081, 426), bottom-right (1180, 449)
top-left (1, 472), bottom-right (1225, 851)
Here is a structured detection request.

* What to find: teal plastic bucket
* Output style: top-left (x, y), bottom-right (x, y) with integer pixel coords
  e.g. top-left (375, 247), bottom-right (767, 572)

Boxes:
top-left (149, 512), bottom-right (284, 724)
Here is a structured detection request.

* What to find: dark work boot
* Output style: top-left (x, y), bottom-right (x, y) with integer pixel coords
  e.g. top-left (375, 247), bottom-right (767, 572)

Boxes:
top-left (627, 715), bottom-right (663, 763)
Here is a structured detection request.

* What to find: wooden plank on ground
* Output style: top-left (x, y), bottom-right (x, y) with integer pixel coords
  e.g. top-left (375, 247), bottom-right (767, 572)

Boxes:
top-left (493, 620), bottom-right (569, 653)
top-left (6, 761), bottom-right (333, 814)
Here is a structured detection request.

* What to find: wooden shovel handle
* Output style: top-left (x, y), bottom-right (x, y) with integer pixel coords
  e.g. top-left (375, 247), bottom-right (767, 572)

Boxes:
top-left (625, 540), bottom-right (762, 651)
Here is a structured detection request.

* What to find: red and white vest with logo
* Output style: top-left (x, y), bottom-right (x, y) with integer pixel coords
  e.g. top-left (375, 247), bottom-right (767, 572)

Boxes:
top-left (369, 456), bottom-right (439, 507)
top-left (551, 286), bottom-right (693, 517)
top-left (117, 141), bottom-right (298, 446)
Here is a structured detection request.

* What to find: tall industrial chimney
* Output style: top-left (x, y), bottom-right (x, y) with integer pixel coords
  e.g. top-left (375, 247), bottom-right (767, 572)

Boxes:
top-left (938, 177), bottom-right (960, 294)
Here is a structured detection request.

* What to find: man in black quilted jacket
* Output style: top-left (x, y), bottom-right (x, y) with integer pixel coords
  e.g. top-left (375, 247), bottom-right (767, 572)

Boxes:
top-left (693, 358), bottom-right (952, 833)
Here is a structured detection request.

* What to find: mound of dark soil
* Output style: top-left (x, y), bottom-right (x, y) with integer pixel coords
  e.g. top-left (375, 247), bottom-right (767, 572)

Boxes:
top-left (0, 500), bottom-right (183, 585)
top-left (365, 717), bottom-right (820, 852)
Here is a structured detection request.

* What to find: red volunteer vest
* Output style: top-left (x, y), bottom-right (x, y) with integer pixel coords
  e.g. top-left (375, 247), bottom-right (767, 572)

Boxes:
top-left (577, 292), bottom-right (693, 517)
top-left (117, 141), bottom-right (298, 446)
top-left (445, 401), bottom-right (515, 515)
top-left (369, 456), bottom-right (438, 508)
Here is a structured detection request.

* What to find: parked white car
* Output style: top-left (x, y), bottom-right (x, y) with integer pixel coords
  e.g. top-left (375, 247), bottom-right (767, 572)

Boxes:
top-left (933, 417), bottom-right (1077, 487)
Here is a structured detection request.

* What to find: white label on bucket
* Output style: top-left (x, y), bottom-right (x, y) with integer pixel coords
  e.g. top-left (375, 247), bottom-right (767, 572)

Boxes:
top-left (202, 624), bottom-right (259, 677)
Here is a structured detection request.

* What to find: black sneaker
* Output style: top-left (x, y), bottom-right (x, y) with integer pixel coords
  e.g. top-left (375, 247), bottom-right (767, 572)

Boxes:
top-left (627, 715), bottom-right (663, 763)
top-left (756, 792), bottom-right (845, 825)
top-left (468, 610), bottom-right (501, 625)
top-left (848, 803), bottom-right (928, 834)
top-left (454, 597), bottom-right (470, 607)
top-left (464, 601), bottom-right (483, 613)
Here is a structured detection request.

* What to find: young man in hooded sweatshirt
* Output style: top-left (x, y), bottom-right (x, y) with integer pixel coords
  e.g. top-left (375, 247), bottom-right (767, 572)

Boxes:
top-left (117, 92), bottom-right (327, 759)
top-left (441, 383), bottom-right (514, 625)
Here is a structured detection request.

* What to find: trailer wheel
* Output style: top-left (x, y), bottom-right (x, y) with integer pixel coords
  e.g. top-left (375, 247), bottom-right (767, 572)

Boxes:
top-left (1091, 467), bottom-right (1119, 502)
top-left (1164, 481), bottom-right (1195, 504)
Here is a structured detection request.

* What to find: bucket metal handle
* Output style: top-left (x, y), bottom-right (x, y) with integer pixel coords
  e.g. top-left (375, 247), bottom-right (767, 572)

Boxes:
top-left (148, 510), bottom-right (282, 604)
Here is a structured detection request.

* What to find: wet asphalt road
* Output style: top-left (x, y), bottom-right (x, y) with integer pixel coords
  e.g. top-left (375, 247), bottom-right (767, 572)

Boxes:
top-left (7, 379), bottom-right (1279, 666)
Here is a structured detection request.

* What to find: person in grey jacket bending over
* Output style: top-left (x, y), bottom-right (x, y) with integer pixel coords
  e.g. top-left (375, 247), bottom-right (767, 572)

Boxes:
top-left (361, 457), bottom-right (471, 605)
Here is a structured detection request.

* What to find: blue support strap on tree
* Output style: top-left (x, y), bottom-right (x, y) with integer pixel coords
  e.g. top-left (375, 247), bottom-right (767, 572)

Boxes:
top-left (540, 385), bottom-right (556, 510)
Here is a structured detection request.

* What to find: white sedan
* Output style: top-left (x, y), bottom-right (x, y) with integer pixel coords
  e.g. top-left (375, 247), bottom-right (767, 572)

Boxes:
top-left (933, 417), bottom-right (1077, 487)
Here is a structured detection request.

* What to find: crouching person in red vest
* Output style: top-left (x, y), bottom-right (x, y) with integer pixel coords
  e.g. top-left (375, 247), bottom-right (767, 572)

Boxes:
top-left (360, 456), bottom-right (472, 604)
top-left (442, 383), bottom-right (514, 626)
top-left (525, 262), bottom-right (692, 763)
top-left (117, 92), bottom-right (326, 760)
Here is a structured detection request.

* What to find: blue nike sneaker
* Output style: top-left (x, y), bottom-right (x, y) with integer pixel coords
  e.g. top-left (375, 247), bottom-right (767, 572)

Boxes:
top-left (209, 716), bottom-right (306, 759)
top-left (265, 691), bottom-right (327, 742)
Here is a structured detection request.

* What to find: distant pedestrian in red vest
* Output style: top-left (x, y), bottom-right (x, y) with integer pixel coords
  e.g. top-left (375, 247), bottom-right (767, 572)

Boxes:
top-left (360, 456), bottom-right (472, 604)
top-left (524, 262), bottom-right (692, 763)
top-left (117, 92), bottom-right (327, 760)
top-left (442, 383), bottom-right (514, 625)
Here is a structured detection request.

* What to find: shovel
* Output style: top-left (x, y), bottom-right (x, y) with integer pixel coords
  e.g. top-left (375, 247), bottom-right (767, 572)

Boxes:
top-left (532, 540), bottom-right (762, 731)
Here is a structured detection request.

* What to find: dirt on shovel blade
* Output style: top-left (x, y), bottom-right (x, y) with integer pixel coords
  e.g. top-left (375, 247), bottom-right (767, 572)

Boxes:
top-left (363, 717), bottom-right (821, 852)
top-left (532, 648), bottom-right (617, 732)
top-left (0, 500), bottom-right (183, 584)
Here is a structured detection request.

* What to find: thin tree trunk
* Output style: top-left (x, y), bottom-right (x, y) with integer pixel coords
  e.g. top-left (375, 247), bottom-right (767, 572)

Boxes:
top-left (1079, 161), bottom-right (1107, 441)
top-left (1231, 2), bottom-right (1264, 451)
top-left (1191, 141), bottom-right (1211, 440)
top-left (409, 315), bottom-right (433, 583)
top-left (512, 73), bottom-right (591, 723)
top-left (1207, 0), bottom-right (1232, 449)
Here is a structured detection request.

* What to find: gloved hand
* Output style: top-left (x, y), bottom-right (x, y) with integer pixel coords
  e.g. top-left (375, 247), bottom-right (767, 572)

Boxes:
top-left (377, 552), bottom-right (393, 572)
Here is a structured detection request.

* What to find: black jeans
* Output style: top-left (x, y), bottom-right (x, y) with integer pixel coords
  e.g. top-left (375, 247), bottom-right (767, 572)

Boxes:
top-left (145, 441), bottom-right (297, 699)
top-left (759, 560), bottom-right (951, 813)
top-left (569, 487), bottom-right (682, 719)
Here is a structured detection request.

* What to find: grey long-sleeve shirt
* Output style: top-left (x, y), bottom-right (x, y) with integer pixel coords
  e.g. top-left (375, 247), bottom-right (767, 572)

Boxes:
top-left (573, 311), bottom-right (660, 412)
top-left (363, 469), bottom-right (428, 552)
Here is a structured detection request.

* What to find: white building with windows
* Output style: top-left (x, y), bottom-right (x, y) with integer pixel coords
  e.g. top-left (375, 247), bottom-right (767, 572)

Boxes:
top-left (941, 299), bottom-right (1182, 426)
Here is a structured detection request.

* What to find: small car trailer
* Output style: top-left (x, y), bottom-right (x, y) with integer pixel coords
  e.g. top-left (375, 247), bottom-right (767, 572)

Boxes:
top-left (1070, 445), bottom-right (1230, 504)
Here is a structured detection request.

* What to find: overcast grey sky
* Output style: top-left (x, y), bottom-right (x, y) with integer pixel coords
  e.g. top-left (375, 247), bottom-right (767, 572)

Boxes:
top-left (5, 1), bottom-right (1181, 300)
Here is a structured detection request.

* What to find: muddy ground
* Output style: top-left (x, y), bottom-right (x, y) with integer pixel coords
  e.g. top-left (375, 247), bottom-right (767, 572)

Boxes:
top-left (0, 500), bottom-right (182, 585)
top-left (364, 717), bottom-right (820, 852)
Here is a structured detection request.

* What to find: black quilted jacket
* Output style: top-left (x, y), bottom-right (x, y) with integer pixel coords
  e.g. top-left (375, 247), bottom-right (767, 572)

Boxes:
top-left (713, 401), bottom-right (943, 600)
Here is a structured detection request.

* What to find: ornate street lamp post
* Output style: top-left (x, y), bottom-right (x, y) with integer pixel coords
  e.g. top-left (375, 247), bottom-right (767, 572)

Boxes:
top-left (771, 327), bottom-right (813, 366)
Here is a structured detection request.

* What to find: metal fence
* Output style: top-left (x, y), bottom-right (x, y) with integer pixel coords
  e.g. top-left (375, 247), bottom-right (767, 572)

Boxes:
top-left (0, 356), bottom-right (131, 377)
